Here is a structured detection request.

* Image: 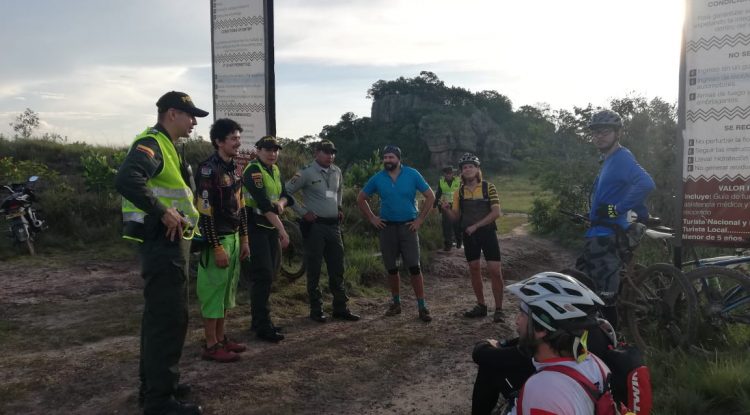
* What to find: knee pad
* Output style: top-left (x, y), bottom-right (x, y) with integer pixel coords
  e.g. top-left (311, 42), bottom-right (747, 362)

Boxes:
top-left (408, 266), bottom-right (421, 275)
top-left (387, 268), bottom-right (399, 276)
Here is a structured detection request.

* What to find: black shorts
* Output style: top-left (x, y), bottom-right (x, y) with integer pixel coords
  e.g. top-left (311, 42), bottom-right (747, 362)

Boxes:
top-left (464, 225), bottom-right (501, 262)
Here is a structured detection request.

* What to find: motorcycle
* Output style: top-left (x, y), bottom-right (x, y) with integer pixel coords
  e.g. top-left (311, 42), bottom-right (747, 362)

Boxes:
top-left (0, 175), bottom-right (46, 255)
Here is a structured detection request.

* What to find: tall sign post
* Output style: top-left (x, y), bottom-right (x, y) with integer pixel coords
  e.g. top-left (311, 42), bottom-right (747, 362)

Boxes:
top-left (211, 0), bottom-right (275, 170)
top-left (678, 0), bottom-right (750, 250)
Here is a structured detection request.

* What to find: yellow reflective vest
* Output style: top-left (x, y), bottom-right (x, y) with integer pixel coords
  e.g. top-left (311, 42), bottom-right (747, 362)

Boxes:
top-left (439, 177), bottom-right (460, 202)
top-left (243, 160), bottom-right (281, 229)
top-left (121, 128), bottom-right (199, 242)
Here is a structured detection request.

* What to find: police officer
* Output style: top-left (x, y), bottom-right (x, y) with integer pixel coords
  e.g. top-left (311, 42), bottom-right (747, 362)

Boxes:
top-left (286, 140), bottom-right (360, 323)
top-left (242, 135), bottom-right (295, 342)
top-left (434, 165), bottom-right (462, 251)
top-left (115, 91), bottom-right (205, 415)
top-left (195, 118), bottom-right (251, 363)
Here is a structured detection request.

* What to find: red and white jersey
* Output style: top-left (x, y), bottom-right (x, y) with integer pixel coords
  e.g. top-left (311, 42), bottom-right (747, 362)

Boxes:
top-left (511, 354), bottom-right (610, 415)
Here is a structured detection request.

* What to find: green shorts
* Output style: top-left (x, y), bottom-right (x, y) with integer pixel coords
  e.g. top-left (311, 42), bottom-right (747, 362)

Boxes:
top-left (197, 232), bottom-right (241, 318)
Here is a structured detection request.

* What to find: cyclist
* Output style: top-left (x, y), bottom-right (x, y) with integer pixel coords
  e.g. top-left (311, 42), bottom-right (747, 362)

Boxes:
top-left (575, 110), bottom-right (654, 328)
top-left (472, 272), bottom-right (611, 415)
top-left (357, 145), bottom-right (436, 322)
top-left (441, 153), bottom-right (504, 322)
top-left (195, 118), bottom-right (250, 362)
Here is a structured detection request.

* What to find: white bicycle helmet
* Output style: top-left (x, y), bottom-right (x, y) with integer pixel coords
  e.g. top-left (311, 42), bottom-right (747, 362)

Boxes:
top-left (458, 153), bottom-right (480, 167)
top-left (507, 272), bottom-right (604, 332)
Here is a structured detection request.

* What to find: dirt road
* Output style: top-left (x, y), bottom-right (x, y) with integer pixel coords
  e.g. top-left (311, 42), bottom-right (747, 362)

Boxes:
top-left (0, 226), bottom-right (575, 415)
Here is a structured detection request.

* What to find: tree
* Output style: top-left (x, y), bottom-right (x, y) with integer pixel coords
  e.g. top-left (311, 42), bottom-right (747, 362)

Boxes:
top-left (10, 108), bottom-right (40, 139)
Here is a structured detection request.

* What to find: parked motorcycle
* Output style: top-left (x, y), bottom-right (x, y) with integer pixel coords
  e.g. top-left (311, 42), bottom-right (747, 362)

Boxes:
top-left (0, 176), bottom-right (46, 255)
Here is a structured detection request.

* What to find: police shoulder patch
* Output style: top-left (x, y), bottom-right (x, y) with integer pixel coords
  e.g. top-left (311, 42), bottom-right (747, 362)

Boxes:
top-left (200, 165), bottom-right (212, 177)
top-left (251, 172), bottom-right (263, 189)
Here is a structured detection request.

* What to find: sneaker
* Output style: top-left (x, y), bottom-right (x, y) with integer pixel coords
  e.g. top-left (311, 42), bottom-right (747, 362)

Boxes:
top-left (202, 343), bottom-right (240, 363)
top-left (456, 241), bottom-right (462, 249)
top-left (418, 307), bottom-right (432, 322)
top-left (385, 302), bottom-right (402, 316)
top-left (464, 303), bottom-right (488, 318)
top-left (221, 335), bottom-right (247, 353)
top-left (493, 309), bottom-right (505, 323)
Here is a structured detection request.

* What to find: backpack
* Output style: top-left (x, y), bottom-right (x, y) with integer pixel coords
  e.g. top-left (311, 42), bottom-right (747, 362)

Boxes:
top-left (458, 181), bottom-right (495, 229)
top-left (599, 343), bottom-right (653, 415)
top-left (516, 354), bottom-right (619, 415)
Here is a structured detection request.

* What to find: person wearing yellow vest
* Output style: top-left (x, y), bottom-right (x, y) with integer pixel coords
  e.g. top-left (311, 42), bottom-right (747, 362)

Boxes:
top-left (434, 165), bottom-right (462, 251)
top-left (115, 91), bottom-right (206, 415)
top-left (242, 135), bottom-right (295, 343)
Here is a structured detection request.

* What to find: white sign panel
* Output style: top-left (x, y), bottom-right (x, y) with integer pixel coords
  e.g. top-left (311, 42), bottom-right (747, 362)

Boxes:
top-left (682, 0), bottom-right (750, 246)
top-left (211, 0), bottom-right (269, 149)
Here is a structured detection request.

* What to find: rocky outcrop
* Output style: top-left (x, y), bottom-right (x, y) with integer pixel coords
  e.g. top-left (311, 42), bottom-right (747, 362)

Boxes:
top-left (372, 94), bottom-right (513, 168)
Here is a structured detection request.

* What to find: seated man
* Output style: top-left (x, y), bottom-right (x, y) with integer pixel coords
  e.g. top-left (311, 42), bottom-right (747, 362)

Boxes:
top-left (471, 272), bottom-right (614, 415)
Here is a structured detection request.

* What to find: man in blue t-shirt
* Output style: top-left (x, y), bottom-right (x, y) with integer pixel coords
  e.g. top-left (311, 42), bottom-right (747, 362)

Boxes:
top-left (575, 110), bottom-right (655, 328)
top-left (357, 145), bottom-right (436, 322)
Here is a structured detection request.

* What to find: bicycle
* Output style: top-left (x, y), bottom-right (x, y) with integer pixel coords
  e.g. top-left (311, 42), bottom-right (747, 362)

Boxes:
top-left (677, 244), bottom-right (750, 348)
top-left (629, 217), bottom-right (750, 349)
top-left (278, 218), bottom-right (306, 280)
top-left (559, 209), bottom-right (698, 352)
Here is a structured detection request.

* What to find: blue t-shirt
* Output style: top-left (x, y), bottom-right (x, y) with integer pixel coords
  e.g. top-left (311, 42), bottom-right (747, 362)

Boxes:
top-left (362, 165), bottom-right (430, 222)
top-left (587, 147), bottom-right (655, 237)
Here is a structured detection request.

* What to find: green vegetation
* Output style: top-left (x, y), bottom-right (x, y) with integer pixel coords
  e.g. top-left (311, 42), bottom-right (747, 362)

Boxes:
top-left (3, 72), bottom-right (749, 414)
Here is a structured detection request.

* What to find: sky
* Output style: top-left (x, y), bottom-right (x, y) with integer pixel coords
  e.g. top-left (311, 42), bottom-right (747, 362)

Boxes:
top-left (0, 0), bottom-right (685, 147)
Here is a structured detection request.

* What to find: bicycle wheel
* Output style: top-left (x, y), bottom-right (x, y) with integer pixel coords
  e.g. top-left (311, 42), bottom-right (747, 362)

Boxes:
top-left (621, 263), bottom-right (697, 351)
top-left (684, 266), bottom-right (750, 349)
top-left (279, 219), bottom-right (306, 280)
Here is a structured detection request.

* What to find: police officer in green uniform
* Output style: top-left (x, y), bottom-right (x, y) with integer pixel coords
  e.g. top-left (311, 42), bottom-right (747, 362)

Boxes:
top-left (285, 140), bottom-right (360, 323)
top-left (242, 136), bottom-right (294, 342)
top-left (434, 165), bottom-right (462, 251)
top-left (115, 91), bottom-right (206, 415)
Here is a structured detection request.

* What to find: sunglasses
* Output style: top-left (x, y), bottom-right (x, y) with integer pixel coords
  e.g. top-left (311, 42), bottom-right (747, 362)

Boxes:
top-left (590, 127), bottom-right (614, 137)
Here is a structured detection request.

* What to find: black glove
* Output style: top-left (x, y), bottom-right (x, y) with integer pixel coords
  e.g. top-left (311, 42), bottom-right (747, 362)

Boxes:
top-left (596, 204), bottom-right (618, 219)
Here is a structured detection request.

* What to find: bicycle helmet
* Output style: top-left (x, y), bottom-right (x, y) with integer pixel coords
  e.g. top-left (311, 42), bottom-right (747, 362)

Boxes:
top-left (588, 110), bottom-right (623, 130)
top-left (507, 272), bottom-right (604, 332)
top-left (458, 153), bottom-right (480, 167)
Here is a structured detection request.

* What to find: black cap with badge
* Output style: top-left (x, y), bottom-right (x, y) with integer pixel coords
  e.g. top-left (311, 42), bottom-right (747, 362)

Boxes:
top-left (255, 135), bottom-right (283, 150)
top-left (315, 139), bottom-right (337, 153)
top-left (156, 91), bottom-right (209, 117)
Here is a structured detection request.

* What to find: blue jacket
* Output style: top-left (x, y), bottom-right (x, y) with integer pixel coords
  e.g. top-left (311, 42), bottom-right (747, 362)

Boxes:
top-left (587, 147), bottom-right (655, 237)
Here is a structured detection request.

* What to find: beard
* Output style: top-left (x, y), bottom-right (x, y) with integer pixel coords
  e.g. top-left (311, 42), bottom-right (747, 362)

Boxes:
top-left (383, 162), bottom-right (398, 171)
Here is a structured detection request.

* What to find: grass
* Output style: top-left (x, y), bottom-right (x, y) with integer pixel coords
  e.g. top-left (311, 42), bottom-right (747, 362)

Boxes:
top-left (491, 174), bottom-right (548, 214)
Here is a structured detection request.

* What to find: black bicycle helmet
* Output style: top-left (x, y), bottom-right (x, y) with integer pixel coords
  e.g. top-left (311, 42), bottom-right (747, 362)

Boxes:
top-left (458, 153), bottom-right (480, 168)
top-left (588, 110), bottom-right (623, 130)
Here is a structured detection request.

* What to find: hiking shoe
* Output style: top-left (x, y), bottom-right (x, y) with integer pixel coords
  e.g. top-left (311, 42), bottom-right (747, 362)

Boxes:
top-left (443, 244), bottom-right (451, 251)
top-left (464, 303), bottom-right (488, 318)
top-left (385, 302), bottom-right (402, 316)
top-left (139, 384), bottom-right (191, 408)
top-left (256, 328), bottom-right (285, 343)
top-left (418, 307), bottom-right (432, 322)
top-left (202, 343), bottom-right (240, 363)
top-left (493, 309), bottom-right (505, 323)
top-left (221, 335), bottom-right (247, 353)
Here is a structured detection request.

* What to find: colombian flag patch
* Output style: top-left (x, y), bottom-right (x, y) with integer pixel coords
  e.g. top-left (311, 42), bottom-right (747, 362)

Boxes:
top-left (136, 144), bottom-right (155, 158)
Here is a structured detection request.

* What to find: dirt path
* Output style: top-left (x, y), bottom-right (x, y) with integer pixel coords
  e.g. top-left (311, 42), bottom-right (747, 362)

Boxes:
top-left (0, 225), bottom-right (576, 415)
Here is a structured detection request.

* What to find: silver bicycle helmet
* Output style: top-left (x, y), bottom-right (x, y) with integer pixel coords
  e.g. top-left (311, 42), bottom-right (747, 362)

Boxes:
top-left (458, 153), bottom-right (480, 167)
top-left (507, 271), bottom-right (604, 332)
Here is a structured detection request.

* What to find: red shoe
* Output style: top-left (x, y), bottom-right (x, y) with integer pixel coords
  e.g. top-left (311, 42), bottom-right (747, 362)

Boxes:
top-left (221, 335), bottom-right (247, 353)
top-left (202, 343), bottom-right (240, 363)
